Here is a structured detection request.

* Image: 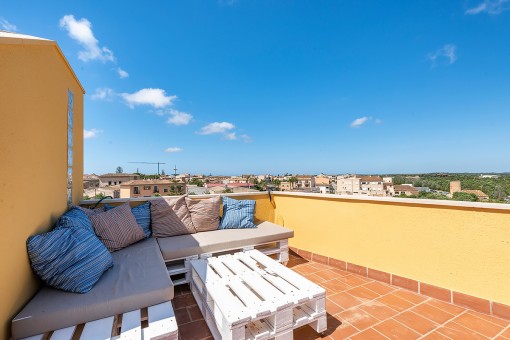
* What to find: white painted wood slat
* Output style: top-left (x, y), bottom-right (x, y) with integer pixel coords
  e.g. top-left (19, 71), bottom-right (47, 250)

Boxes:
top-left (119, 309), bottom-right (141, 339)
top-left (20, 335), bottom-right (44, 340)
top-left (50, 326), bottom-right (76, 340)
top-left (80, 316), bottom-right (114, 340)
top-left (147, 302), bottom-right (178, 340)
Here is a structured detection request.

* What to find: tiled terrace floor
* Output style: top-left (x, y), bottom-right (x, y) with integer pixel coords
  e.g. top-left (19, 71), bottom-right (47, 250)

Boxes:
top-left (172, 251), bottom-right (510, 339)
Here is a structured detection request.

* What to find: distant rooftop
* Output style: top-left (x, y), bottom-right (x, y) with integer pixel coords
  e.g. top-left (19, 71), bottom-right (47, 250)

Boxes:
top-left (121, 179), bottom-right (184, 186)
top-left (99, 173), bottom-right (139, 178)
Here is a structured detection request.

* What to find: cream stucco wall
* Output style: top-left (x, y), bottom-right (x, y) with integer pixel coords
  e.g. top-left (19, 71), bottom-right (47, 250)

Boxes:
top-left (0, 36), bottom-right (84, 339)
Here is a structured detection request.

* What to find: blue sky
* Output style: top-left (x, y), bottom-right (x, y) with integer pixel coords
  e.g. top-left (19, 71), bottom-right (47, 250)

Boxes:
top-left (2, 1), bottom-right (510, 175)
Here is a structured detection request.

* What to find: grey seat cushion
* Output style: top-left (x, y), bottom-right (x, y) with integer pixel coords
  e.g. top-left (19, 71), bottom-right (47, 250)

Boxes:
top-left (12, 238), bottom-right (173, 339)
top-left (157, 221), bottom-right (294, 261)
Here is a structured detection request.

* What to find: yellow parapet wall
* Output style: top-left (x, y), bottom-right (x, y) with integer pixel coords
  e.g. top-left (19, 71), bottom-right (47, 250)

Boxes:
top-left (272, 192), bottom-right (510, 307)
top-left (0, 33), bottom-right (84, 339)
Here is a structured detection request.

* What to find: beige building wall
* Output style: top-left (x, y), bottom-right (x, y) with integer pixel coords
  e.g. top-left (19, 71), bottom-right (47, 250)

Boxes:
top-left (315, 176), bottom-right (330, 186)
top-left (336, 177), bottom-right (361, 194)
top-left (120, 187), bottom-right (132, 198)
top-left (0, 34), bottom-right (84, 339)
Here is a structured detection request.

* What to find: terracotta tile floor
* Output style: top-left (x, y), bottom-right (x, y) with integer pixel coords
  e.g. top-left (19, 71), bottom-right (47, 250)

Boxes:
top-left (172, 251), bottom-right (510, 339)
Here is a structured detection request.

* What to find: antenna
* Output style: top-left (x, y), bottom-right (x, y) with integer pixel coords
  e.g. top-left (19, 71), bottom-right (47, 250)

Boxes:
top-left (128, 161), bottom-right (167, 175)
top-left (173, 165), bottom-right (178, 176)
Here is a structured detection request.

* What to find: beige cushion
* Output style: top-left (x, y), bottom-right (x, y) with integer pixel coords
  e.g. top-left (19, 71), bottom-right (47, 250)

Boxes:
top-left (12, 238), bottom-right (173, 339)
top-left (185, 196), bottom-right (221, 232)
top-left (151, 196), bottom-right (195, 237)
top-left (90, 202), bottom-right (146, 252)
top-left (157, 221), bottom-right (294, 261)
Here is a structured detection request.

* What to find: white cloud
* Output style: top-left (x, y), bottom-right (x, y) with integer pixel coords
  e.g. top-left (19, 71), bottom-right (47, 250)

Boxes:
top-left (84, 128), bottom-right (102, 139)
top-left (59, 15), bottom-right (114, 62)
top-left (428, 44), bottom-right (457, 66)
top-left (224, 132), bottom-right (237, 140)
top-left (165, 109), bottom-right (193, 126)
top-left (466, 0), bottom-right (510, 14)
top-left (165, 147), bottom-right (183, 153)
top-left (240, 134), bottom-right (253, 143)
top-left (117, 68), bottom-right (129, 79)
top-left (199, 122), bottom-right (236, 135)
top-left (374, 118), bottom-right (383, 125)
top-left (91, 87), bottom-right (115, 100)
top-left (0, 17), bottom-right (17, 31)
top-left (351, 117), bottom-right (370, 128)
top-left (121, 88), bottom-right (177, 108)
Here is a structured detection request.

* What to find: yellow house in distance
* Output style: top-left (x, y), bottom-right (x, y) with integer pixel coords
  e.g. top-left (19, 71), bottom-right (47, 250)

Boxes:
top-left (0, 31), bottom-right (84, 339)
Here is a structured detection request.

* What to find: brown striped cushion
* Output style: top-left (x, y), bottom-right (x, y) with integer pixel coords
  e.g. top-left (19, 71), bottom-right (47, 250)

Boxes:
top-left (185, 196), bottom-right (221, 232)
top-left (90, 202), bottom-right (146, 252)
top-left (151, 196), bottom-right (196, 237)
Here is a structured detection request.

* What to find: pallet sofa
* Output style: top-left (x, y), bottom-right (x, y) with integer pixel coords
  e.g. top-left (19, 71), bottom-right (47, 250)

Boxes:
top-left (11, 201), bottom-right (294, 339)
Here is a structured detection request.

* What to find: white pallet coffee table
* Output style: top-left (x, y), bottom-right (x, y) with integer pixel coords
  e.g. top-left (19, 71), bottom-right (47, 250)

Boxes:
top-left (189, 249), bottom-right (326, 340)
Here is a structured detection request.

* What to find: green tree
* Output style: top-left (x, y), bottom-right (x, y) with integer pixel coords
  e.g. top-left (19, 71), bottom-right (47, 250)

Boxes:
top-left (452, 192), bottom-right (478, 202)
top-left (116, 166), bottom-right (123, 174)
top-left (222, 188), bottom-right (233, 193)
top-left (493, 185), bottom-right (506, 201)
top-left (190, 178), bottom-right (204, 187)
top-left (94, 192), bottom-right (105, 199)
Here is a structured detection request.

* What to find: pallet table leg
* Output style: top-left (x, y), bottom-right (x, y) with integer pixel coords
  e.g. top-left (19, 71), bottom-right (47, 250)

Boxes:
top-left (274, 329), bottom-right (293, 340)
top-left (308, 315), bottom-right (327, 333)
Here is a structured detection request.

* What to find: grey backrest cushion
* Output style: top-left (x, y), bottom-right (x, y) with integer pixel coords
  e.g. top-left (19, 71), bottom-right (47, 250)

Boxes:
top-left (151, 196), bottom-right (196, 237)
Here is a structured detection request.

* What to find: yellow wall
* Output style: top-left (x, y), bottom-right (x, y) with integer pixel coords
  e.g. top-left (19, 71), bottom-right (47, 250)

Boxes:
top-left (0, 39), bottom-right (84, 339)
top-left (273, 193), bottom-right (510, 306)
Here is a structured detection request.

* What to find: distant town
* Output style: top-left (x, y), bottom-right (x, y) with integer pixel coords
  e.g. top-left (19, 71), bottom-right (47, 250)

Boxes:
top-left (83, 168), bottom-right (510, 204)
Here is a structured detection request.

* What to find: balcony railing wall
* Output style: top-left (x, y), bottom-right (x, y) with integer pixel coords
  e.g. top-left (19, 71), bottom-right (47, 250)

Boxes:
top-left (270, 191), bottom-right (510, 310)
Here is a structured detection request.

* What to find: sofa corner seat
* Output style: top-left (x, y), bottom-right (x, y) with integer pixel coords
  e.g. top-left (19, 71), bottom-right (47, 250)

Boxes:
top-left (12, 238), bottom-right (173, 339)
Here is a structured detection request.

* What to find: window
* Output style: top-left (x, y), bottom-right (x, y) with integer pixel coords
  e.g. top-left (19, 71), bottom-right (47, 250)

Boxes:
top-left (109, 181), bottom-right (112, 185)
top-left (154, 186), bottom-right (159, 193)
top-left (144, 186), bottom-right (151, 190)
top-left (134, 187), bottom-right (140, 194)
top-left (66, 90), bottom-right (73, 206)
top-left (164, 188), bottom-right (168, 193)
top-left (119, 181), bottom-right (122, 184)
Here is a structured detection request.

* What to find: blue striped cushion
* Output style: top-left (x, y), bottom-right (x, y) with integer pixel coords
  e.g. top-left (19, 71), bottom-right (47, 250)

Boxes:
top-left (105, 202), bottom-right (151, 238)
top-left (219, 196), bottom-right (257, 229)
top-left (56, 207), bottom-right (92, 231)
top-left (27, 214), bottom-right (113, 293)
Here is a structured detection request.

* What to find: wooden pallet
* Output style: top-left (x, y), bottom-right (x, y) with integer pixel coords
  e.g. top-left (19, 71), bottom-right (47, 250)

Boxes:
top-left (190, 249), bottom-right (326, 340)
top-left (166, 239), bottom-right (289, 286)
top-left (21, 301), bottom-right (178, 340)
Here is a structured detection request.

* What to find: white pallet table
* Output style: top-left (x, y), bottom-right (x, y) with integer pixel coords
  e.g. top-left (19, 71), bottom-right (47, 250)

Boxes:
top-left (19, 301), bottom-right (177, 340)
top-left (190, 249), bottom-right (327, 340)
